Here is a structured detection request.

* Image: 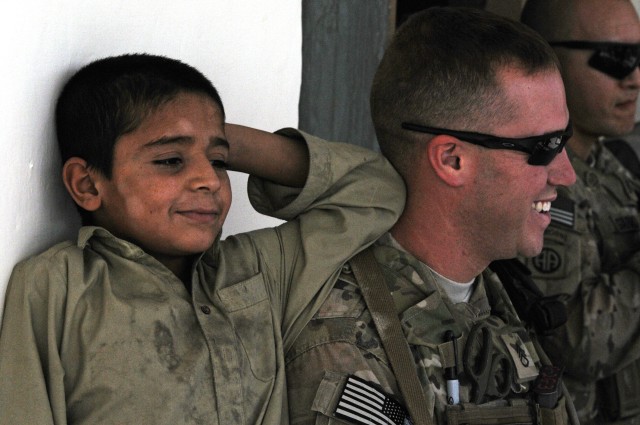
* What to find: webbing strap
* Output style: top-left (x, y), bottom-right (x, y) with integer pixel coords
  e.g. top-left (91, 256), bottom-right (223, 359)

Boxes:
top-left (350, 247), bottom-right (434, 425)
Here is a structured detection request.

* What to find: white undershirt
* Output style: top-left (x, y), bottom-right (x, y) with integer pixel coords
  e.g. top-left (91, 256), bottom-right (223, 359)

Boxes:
top-left (428, 267), bottom-right (476, 304)
top-left (386, 233), bottom-right (476, 304)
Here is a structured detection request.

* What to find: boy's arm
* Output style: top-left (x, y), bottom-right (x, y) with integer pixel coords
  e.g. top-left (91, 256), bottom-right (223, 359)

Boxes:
top-left (225, 123), bottom-right (309, 188)
top-left (0, 257), bottom-right (68, 425)
top-left (218, 127), bottom-right (406, 350)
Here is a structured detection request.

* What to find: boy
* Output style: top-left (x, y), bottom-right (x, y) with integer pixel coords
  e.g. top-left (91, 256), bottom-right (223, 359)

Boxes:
top-left (0, 54), bottom-right (404, 424)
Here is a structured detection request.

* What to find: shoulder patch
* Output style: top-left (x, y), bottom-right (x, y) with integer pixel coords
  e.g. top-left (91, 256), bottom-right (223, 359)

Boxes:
top-left (549, 196), bottom-right (575, 228)
top-left (530, 248), bottom-right (562, 274)
top-left (335, 375), bottom-right (411, 425)
top-left (613, 215), bottom-right (640, 233)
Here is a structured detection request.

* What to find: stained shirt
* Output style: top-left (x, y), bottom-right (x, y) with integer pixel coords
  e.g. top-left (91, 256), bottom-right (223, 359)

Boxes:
top-left (524, 143), bottom-right (640, 424)
top-left (286, 233), bottom-right (569, 425)
top-left (0, 130), bottom-right (406, 425)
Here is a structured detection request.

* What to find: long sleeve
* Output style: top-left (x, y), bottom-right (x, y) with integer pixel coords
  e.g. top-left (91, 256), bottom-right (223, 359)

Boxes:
top-left (0, 243), bottom-right (75, 425)
top-left (218, 128), bottom-right (406, 351)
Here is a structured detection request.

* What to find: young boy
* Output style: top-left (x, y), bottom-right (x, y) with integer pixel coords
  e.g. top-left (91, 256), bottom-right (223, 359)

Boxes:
top-left (0, 54), bottom-right (405, 424)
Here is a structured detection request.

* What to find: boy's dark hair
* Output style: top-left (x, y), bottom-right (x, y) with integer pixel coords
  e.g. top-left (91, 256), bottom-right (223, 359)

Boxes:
top-left (56, 53), bottom-right (224, 177)
top-left (370, 7), bottom-right (561, 180)
top-left (55, 53), bottom-right (224, 224)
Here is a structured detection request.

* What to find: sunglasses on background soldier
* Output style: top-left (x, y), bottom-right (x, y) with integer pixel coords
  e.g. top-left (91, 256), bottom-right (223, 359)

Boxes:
top-left (401, 121), bottom-right (572, 166)
top-left (550, 40), bottom-right (640, 80)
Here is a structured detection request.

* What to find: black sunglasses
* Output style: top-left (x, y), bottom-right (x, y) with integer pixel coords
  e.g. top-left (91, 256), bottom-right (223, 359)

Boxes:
top-left (550, 40), bottom-right (640, 80)
top-left (401, 121), bottom-right (572, 166)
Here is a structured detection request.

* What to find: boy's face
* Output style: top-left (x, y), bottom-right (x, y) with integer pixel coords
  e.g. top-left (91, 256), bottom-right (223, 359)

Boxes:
top-left (91, 92), bottom-right (230, 267)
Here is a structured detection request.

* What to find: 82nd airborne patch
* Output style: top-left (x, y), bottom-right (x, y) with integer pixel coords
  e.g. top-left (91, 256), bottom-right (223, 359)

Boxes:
top-left (531, 248), bottom-right (562, 274)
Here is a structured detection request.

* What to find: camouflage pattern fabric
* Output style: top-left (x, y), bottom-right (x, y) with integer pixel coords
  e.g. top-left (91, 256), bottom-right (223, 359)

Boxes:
top-left (523, 142), bottom-right (640, 425)
top-left (286, 233), bottom-right (567, 425)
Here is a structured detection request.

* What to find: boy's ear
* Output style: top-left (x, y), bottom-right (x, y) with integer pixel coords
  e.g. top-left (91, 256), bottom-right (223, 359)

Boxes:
top-left (62, 157), bottom-right (102, 211)
top-left (426, 135), bottom-right (469, 187)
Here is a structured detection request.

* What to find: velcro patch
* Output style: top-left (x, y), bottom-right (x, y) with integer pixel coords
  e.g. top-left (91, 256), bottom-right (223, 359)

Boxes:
top-left (614, 215), bottom-right (640, 233)
top-left (501, 332), bottom-right (539, 383)
top-left (549, 197), bottom-right (575, 228)
top-left (335, 375), bottom-right (413, 425)
top-left (531, 248), bottom-right (562, 274)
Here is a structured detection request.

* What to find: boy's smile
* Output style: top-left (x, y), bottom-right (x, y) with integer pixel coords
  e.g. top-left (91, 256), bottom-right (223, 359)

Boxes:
top-left (90, 92), bottom-right (231, 277)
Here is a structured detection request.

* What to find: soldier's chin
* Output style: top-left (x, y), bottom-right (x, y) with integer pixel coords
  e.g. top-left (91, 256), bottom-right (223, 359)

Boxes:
top-left (518, 241), bottom-right (544, 259)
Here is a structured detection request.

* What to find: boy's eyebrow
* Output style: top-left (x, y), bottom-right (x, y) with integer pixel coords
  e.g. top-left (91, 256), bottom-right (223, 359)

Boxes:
top-left (144, 136), bottom-right (230, 149)
top-left (210, 137), bottom-right (230, 150)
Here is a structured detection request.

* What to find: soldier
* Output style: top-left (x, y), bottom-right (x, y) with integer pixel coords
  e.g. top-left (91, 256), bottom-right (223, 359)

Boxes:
top-left (285, 7), bottom-right (577, 425)
top-left (520, 1), bottom-right (640, 424)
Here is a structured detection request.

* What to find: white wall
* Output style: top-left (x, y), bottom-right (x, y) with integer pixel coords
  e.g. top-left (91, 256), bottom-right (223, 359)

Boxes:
top-left (0, 0), bottom-right (300, 323)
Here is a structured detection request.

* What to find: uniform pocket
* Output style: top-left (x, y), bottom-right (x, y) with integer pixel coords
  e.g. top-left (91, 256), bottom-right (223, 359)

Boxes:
top-left (218, 274), bottom-right (276, 382)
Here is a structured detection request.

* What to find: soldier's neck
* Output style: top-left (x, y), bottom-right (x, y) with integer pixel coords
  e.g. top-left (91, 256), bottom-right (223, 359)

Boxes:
top-left (568, 131), bottom-right (599, 162)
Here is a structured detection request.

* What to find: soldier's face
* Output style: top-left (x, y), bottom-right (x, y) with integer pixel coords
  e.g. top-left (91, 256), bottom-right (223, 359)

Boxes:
top-left (560, 0), bottom-right (640, 141)
top-left (469, 68), bottom-right (576, 260)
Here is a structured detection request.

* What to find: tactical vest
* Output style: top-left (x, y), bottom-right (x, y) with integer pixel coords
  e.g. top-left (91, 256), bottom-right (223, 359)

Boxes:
top-left (328, 259), bottom-right (571, 425)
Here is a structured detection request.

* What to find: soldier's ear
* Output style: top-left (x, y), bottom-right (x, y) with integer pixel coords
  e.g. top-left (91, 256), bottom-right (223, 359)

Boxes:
top-left (62, 157), bottom-right (103, 212)
top-left (427, 135), bottom-right (469, 187)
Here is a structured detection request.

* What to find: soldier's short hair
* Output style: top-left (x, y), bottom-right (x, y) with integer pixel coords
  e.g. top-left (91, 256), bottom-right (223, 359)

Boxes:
top-left (371, 7), bottom-right (561, 178)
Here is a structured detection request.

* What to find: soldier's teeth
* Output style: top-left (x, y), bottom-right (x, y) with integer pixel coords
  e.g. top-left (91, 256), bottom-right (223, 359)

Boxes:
top-left (532, 201), bottom-right (551, 213)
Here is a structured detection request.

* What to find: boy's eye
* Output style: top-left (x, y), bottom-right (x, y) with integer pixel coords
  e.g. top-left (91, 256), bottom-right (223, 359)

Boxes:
top-left (211, 159), bottom-right (228, 170)
top-left (153, 157), bottom-right (183, 167)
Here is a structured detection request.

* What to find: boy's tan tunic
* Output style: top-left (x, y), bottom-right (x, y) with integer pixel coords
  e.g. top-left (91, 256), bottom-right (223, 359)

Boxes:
top-left (0, 131), bottom-right (406, 425)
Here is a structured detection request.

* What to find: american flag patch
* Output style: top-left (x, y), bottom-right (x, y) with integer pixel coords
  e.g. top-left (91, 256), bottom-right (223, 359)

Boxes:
top-left (334, 375), bottom-right (413, 425)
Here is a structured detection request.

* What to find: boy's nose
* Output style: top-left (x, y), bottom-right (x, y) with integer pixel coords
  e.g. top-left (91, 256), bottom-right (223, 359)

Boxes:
top-left (190, 158), bottom-right (221, 192)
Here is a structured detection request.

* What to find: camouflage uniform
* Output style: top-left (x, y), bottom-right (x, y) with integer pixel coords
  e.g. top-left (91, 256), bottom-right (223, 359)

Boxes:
top-left (287, 233), bottom-right (571, 425)
top-left (524, 143), bottom-right (640, 425)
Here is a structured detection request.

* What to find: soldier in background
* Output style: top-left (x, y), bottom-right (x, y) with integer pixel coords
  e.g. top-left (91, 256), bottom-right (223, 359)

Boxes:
top-left (521, 1), bottom-right (640, 424)
top-left (286, 7), bottom-right (577, 425)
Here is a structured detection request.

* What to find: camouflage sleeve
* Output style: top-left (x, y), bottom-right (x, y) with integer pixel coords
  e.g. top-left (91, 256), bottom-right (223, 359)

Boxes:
top-left (285, 274), bottom-right (404, 425)
top-left (525, 222), bottom-right (640, 382)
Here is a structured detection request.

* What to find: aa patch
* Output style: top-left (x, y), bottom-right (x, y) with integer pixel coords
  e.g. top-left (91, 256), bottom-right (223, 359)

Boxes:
top-left (531, 248), bottom-right (562, 274)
